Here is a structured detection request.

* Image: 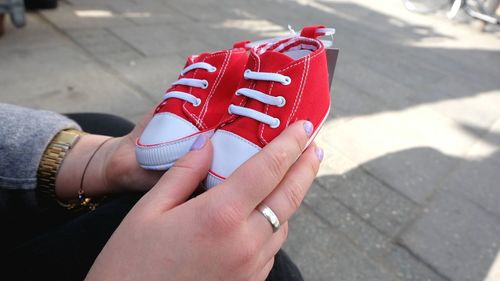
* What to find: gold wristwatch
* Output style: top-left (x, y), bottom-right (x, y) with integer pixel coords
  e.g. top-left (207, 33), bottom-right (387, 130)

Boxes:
top-left (37, 129), bottom-right (88, 209)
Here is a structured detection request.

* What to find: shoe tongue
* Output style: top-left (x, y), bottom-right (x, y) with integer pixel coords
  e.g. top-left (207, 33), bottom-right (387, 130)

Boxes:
top-left (255, 50), bottom-right (295, 72)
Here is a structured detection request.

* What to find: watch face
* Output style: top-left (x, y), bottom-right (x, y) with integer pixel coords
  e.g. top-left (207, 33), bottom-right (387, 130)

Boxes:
top-left (56, 130), bottom-right (84, 147)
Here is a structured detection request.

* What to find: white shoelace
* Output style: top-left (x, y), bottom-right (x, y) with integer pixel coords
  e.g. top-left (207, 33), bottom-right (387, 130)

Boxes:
top-left (228, 70), bottom-right (291, 129)
top-left (163, 62), bottom-right (216, 107)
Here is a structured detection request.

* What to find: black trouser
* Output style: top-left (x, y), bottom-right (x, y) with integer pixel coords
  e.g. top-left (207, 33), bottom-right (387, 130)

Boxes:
top-left (0, 113), bottom-right (303, 281)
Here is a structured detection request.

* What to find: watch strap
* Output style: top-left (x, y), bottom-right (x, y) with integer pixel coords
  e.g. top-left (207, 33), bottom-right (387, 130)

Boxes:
top-left (37, 129), bottom-right (87, 207)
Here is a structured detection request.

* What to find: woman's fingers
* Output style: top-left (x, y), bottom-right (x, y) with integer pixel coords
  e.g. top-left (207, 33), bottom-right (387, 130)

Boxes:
top-left (216, 121), bottom-right (313, 216)
top-left (260, 222), bottom-right (288, 262)
top-left (259, 144), bottom-right (320, 225)
top-left (140, 133), bottom-right (213, 212)
top-left (246, 144), bottom-right (321, 245)
top-left (252, 257), bottom-right (275, 281)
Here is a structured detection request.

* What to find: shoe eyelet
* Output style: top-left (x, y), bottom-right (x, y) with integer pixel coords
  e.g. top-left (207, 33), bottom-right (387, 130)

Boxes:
top-left (282, 76), bottom-right (291, 85)
top-left (277, 96), bottom-right (286, 107)
top-left (227, 105), bottom-right (233, 114)
top-left (270, 118), bottom-right (280, 129)
top-left (244, 69), bottom-right (251, 79)
top-left (201, 80), bottom-right (209, 89)
top-left (235, 90), bottom-right (241, 96)
top-left (193, 98), bottom-right (202, 107)
top-left (209, 66), bottom-right (217, 73)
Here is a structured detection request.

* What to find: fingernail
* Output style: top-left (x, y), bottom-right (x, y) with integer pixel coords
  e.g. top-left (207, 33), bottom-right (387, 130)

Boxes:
top-left (315, 147), bottom-right (324, 162)
top-left (190, 134), bottom-right (207, 151)
top-left (304, 121), bottom-right (314, 138)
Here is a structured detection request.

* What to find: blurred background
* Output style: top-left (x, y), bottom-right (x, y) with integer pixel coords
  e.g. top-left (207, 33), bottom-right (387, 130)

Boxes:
top-left (1, 0), bottom-right (499, 280)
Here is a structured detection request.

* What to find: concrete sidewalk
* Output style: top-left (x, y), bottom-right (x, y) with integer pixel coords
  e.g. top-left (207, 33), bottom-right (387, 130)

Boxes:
top-left (1, 0), bottom-right (500, 280)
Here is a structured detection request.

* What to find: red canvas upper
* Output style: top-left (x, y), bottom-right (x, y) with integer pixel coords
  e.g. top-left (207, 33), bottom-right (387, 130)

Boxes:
top-left (218, 36), bottom-right (331, 147)
top-left (155, 48), bottom-right (248, 131)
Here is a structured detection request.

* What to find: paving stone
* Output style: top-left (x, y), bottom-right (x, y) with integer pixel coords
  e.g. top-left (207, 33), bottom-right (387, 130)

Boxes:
top-left (398, 47), bottom-right (500, 96)
top-left (368, 192), bottom-right (419, 237)
top-left (362, 147), bottom-right (460, 204)
top-left (331, 78), bottom-right (402, 119)
top-left (40, 2), bottom-right (134, 30)
top-left (66, 29), bottom-right (144, 58)
top-left (1, 15), bottom-right (68, 51)
top-left (444, 156), bottom-right (500, 218)
top-left (65, 28), bottom-right (187, 105)
top-left (104, 55), bottom-right (187, 102)
top-left (304, 182), bottom-right (391, 259)
top-left (326, 43), bottom-right (419, 110)
top-left (316, 167), bottom-right (389, 216)
top-left (284, 206), bottom-right (398, 281)
top-left (321, 107), bottom-right (477, 187)
top-left (108, 24), bottom-right (219, 58)
top-left (167, 0), bottom-right (240, 23)
top-left (0, 25), bottom-right (152, 117)
top-left (316, 144), bottom-right (420, 236)
top-left (483, 251), bottom-right (500, 281)
top-left (314, 144), bottom-right (366, 188)
top-left (80, 0), bottom-right (189, 26)
top-left (463, 119), bottom-right (500, 167)
top-left (177, 21), bottom-right (269, 52)
top-left (401, 192), bottom-right (500, 281)
top-left (429, 90), bottom-right (500, 130)
top-left (382, 245), bottom-right (449, 281)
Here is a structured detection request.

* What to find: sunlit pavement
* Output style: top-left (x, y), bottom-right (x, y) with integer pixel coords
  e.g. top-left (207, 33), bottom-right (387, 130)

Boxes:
top-left (1, 0), bottom-right (500, 280)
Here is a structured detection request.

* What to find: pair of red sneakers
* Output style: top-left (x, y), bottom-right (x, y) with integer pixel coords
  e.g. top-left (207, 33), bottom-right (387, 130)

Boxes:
top-left (135, 25), bottom-right (335, 189)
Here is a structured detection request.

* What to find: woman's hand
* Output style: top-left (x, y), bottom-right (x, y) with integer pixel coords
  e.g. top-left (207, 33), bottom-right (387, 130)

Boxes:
top-left (100, 108), bottom-right (164, 193)
top-left (85, 121), bottom-right (323, 281)
top-left (55, 108), bottom-right (163, 200)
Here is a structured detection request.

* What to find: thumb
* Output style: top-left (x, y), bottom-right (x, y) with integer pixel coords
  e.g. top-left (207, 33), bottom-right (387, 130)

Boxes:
top-left (142, 132), bottom-right (213, 212)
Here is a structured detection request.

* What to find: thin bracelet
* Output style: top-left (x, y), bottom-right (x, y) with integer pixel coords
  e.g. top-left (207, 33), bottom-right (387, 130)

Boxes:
top-left (77, 137), bottom-right (113, 211)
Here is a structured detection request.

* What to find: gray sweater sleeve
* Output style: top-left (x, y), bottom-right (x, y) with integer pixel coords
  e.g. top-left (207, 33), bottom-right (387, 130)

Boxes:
top-left (0, 103), bottom-right (81, 190)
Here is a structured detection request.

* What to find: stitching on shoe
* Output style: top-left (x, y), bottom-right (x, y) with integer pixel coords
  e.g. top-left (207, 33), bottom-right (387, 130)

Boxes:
top-left (196, 52), bottom-right (226, 127)
top-left (288, 56), bottom-right (310, 126)
top-left (182, 57), bottom-right (205, 128)
top-left (217, 53), bottom-right (259, 128)
top-left (186, 110), bottom-right (205, 129)
top-left (199, 50), bottom-right (230, 123)
top-left (286, 56), bottom-right (308, 126)
top-left (289, 48), bottom-right (323, 124)
top-left (259, 67), bottom-right (276, 145)
top-left (182, 53), bottom-right (228, 129)
top-left (277, 48), bottom-right (322, 74)
top-left (137, 131), bottom-right (201, 150)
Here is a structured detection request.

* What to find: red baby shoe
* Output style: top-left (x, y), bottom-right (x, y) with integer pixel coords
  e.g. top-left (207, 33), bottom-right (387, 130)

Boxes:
top-left (205, 26), bottom-right (333, 188)
top-left (136, 48), bottom-right (248, 170)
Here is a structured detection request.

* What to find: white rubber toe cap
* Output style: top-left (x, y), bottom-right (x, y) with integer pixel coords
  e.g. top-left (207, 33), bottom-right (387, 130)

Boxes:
top-left (136, 112), bottom-right (200, 170)
top-left (138, 112), bottom-right (199, 145)
top-left (205, 129), bottom-right (261, 189)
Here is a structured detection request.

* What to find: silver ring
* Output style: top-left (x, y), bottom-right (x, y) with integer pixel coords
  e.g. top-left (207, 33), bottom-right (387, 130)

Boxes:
top-left (257, 204), bottom-right (280, 233)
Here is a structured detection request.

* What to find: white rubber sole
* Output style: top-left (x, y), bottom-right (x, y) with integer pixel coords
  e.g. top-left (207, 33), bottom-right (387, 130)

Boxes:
top-left (136, 129), bottom-right (214, 170)
top-left (204, 107), bottom-right (331, 189)
top-left (204, 172), bottom-right (224, 189)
